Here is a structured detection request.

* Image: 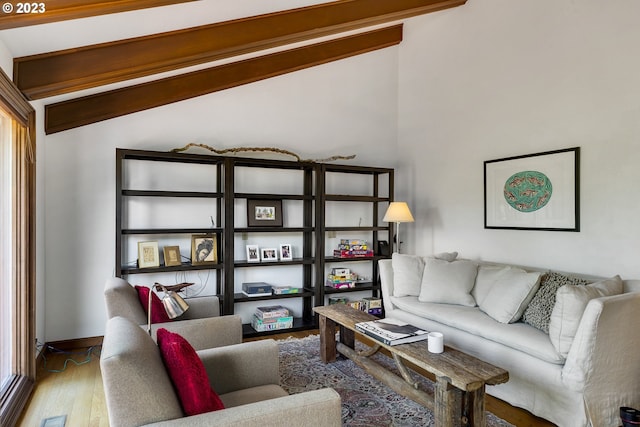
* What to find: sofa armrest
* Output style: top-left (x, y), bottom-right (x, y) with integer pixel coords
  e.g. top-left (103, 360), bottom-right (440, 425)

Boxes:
top-left (145, 388), bottom-right (342, 427)
top-left (196, 339), bottom-right (280, 395)
top-left (378, 259), bottom-right (395, 312)
top-left (149, 315), bottom-right (242, 351)
top-left (179, 295), bottom-right (220, 319)
top-left (562, 292), bottom-right (640, 426)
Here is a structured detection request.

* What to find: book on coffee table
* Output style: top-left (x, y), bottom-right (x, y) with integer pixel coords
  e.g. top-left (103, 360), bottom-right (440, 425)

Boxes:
top-left (355, 318), bottom-right (429, 346)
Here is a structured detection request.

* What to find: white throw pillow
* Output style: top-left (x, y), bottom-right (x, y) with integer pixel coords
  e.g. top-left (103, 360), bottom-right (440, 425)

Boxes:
top-left (434, 251), bottom-right (458, 262)
top-left (392, 253), bottom-right (425, 297)
top-left (476, 267), bottom-right (543, 324)
top-left (472, 265), bottom-right (510, 305)
top-left (548, 275), bottom-right (623, 358)
top-left (418, 258), bottom-right (478, 306)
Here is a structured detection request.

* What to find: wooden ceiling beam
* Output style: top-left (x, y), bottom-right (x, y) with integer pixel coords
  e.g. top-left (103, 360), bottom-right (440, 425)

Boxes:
top-left (16, 0), bottom-right (466, 100)
top-left (44, 25), bottom-right (403, 135)
top-left (0, 0), bottom-right (196, 30)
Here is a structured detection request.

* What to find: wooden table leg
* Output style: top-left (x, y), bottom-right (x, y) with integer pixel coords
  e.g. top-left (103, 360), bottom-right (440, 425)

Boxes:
top-left (318, 314), bottom-right (337, 363)
top-left (465, 387), bottom-right (487, 427)
top-left (435, 376), bottom-right (463, 427)
top-left (340, 324), bottom-right (355, 350)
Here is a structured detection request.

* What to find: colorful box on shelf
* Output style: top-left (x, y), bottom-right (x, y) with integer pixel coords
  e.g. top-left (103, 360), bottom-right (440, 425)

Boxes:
top-left (272, 285), bottom-right (301, 295)
top-left (326, 274), bottom-right (356, 288)
top-left (329, 297), bottom-right (349, 305)
top-left (242, 282), bottom-right (273, 297)
top-left (251, 315), bottom-right (294, 332)
top-left (254, 305), bottom-right (290, 320)
top-left (340, 239), bottom-right (368, 246)
top-left (333, 249), bottom-right (374, 258)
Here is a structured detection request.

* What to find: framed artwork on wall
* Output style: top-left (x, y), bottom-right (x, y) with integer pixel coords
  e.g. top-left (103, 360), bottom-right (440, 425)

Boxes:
top-left (484, 147), bottom-right (580, 231)
top-left (191, 234), bottom-right (217, 265)
top-left (137, 241), bottom-right (160, 268)
top-left (247, 199), bottom-right (283, 227)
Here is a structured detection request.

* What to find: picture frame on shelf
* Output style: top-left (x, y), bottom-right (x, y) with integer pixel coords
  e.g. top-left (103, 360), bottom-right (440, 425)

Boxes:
top-left (260, 247), bottom-right (278, 262)
top-left (246, 244), bottom-right (260, 263)
top-left (484, 147), bottom-right (579, 231)
top-left (247, 199), bottom-right (283, 227)
top-left (163, 245), bottom-right (182, 267)
top-left (137, 241), bottom-right (160, 268)
top-left (279, 243), bottom-right (293, 261)
top-left (191, 234), bottom-right (217, 265)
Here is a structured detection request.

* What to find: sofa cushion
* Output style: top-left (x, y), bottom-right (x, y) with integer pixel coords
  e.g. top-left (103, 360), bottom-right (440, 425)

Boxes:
top-left (476, 267), bottom-right (543, 324)
top-left (136, 286), bottom-right (173, 324)
top-left (548, 275), bottom-right (623, 357)
top-left (472, 265), bottom-right (510, 305)
top-left (418, 258), bottom-right (478, 306)
top-left (522, 272), bottom-right (590, 333)
top-left (157, 328), bottom-right (225, 415)
top-left (392, 253), bottom-right (425, 297)
top-left (389, 295), bottom-right (564, 364)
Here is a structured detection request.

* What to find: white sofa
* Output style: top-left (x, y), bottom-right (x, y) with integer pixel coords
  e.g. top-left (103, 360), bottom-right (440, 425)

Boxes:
top-left (379, 254), bottom-right (640, 427)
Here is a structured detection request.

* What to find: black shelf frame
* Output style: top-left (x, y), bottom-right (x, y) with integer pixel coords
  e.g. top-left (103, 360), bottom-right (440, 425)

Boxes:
top-left (116, 148), bottom-right (393, 337)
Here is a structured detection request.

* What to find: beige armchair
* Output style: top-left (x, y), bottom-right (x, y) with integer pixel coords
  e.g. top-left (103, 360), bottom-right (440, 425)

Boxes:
top-left (101, 316), bottom-right (342, 427)
top-left (104, 277), bottom-right (242, 350)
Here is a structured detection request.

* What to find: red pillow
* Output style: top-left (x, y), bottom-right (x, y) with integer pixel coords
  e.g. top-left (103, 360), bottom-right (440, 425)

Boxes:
top-left (135, 286), bottom-right (173, 324)
top-left (157, 328), bottom-right (225, 415)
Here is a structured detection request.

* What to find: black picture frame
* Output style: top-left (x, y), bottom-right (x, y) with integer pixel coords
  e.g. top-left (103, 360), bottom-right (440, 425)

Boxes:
top-left (484, 147), bottom-right (580, 231)
top-left (247, 199), bottom-right (283, 227)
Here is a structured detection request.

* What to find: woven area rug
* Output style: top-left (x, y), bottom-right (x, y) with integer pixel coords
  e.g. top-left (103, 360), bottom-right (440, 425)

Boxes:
top-left (278, 335), bottom-right (514, 427)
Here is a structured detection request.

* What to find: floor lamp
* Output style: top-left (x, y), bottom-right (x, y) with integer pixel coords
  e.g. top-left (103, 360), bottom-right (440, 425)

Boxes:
top-left (147, 282), bottom-right (192, 335)
top-left (383, 202), bottom-right (414, 254)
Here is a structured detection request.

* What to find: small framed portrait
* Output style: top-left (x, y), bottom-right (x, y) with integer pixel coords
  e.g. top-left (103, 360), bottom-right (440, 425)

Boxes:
top-left (137, 241), bottom-right (160, 269)
top-left (191, 234), bottom-right (218, 265)
top-left (260, 247), bottom-right (278, 262)
top-left (279, 243), bottom-right (293, 261)
top-left (247, 199), bottom-right (283, 227)
top-left (163, 245), bottom-right (182, 267)
top-left (246, 244), bottom-right (260, 263)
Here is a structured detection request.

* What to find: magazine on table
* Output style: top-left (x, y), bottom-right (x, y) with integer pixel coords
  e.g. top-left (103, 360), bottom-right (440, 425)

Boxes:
top-left (355, 318), bottom-right (429, 346)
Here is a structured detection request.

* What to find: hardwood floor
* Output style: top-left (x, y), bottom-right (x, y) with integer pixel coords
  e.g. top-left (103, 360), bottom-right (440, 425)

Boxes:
top-left (17, 330), bottom-right (555, 427)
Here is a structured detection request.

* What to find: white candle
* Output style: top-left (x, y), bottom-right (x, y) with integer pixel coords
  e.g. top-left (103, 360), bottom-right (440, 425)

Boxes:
top-left (428, 332), bottom-right (444, 353)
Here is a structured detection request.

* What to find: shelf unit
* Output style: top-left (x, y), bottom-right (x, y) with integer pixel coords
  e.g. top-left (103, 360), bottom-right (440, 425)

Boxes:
top-left (317, 164), bottom-right (394, 306)
top-left (115, 148), bottom-right (394, 337)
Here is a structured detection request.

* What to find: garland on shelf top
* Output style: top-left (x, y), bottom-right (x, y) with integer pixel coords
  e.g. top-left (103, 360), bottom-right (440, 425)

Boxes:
top-left (171, 143), bottom-right (356, 163)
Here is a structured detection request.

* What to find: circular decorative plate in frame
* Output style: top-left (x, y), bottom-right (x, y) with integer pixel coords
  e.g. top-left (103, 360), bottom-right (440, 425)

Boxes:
top-left (503, 171), bottom-right (552, 213)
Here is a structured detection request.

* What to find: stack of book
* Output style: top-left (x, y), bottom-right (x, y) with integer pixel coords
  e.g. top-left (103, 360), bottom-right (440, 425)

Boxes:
top-left (242, 282), bottom-right (272, 297)
top-left (326, 267), bottom-right (356, 289)
top-left (333, 239), bottom-right (374, 258)
top-left (251, 305), bottom-right (293, 332)
top-left (355, 318), bottom-right (429, 346)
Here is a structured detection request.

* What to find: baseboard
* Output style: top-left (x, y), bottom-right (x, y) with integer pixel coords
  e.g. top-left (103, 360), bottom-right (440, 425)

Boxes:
top-left (45, 336), bottom-right (104, 351)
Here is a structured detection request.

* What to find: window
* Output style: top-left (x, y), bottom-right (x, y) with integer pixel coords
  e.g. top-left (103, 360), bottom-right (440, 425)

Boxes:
top-left (0, 69), bottom-right (35, 427)
top-left (0, 109), bottom-right (11, 390)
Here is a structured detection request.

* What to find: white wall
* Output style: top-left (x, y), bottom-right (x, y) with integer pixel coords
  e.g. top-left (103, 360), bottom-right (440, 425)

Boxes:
top-left (36, 46), bottom-right (399, 341)
top-left (397, 0), bottom-right (640, 278)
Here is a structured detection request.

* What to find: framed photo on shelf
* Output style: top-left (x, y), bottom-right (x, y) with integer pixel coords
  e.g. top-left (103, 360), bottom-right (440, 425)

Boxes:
top-left (484, 147), bottom-right (579, 231)
top-left (279, 243), bottom-right (293, 261)
top-left (246, 244), bottom-right (260, 263)
top-left (137, 241), bottom-right (160, 269)
top-left (191, 234), bottom-right (218, 265)
top-left (247, 199), bottom-right (283, 227)
top-left (260, 247), bottom-right (278, 262)
top-left (163, 245), bottom-right (182, 267)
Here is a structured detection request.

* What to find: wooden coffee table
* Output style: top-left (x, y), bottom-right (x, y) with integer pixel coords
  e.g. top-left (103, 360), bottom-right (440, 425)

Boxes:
top-left (314, 304), bottom-right (509, 427)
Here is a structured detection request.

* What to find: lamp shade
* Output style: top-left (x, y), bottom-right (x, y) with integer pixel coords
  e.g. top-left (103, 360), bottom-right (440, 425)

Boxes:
top-left (383, 202), bottom-right (414, 223)
top-left (161, 291), bottom-right (189, 319)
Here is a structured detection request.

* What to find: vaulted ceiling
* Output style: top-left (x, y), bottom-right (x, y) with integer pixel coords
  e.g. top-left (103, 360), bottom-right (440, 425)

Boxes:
top-left (0, 0), bottom-right (467, 134)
